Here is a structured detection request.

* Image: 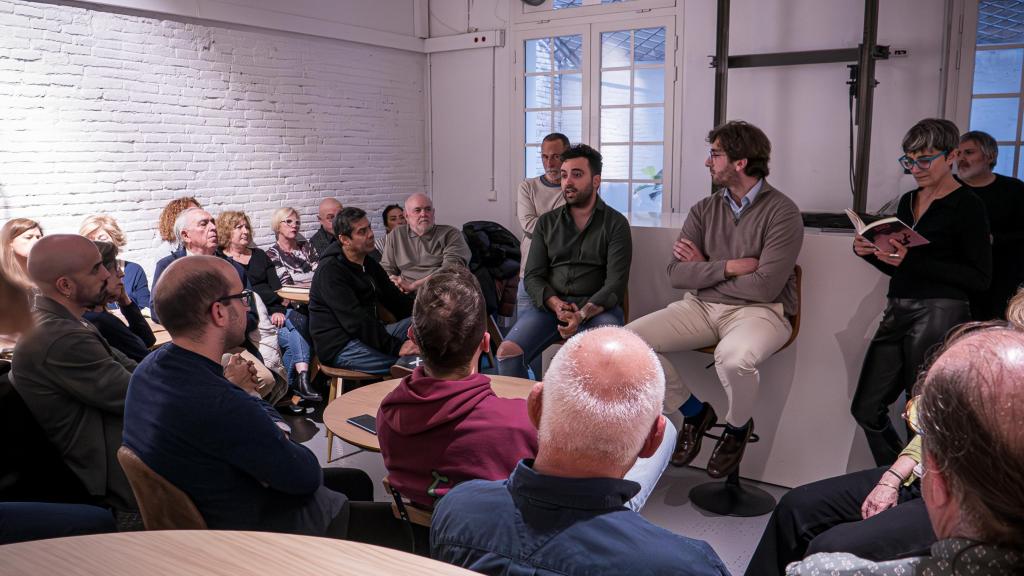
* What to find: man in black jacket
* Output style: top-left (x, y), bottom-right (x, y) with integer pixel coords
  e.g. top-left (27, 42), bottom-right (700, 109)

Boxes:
top-left (309, 207), bottom-right (417, 373)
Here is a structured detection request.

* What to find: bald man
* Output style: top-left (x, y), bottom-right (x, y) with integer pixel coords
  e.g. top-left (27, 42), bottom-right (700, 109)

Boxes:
top-left (11, 235), bottom-right (139, 525)
top-left (381, 193), bottom-right (471, 294)
top-left (310, 197), bottom-right (342, 258)
top-left (432, 327), bottom-right (727, 576)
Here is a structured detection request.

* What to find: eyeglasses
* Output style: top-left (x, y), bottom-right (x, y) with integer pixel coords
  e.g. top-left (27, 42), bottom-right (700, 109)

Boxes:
top-left (283, 219), bottom-right (300, 226)
top-left (898, 151), bottom-right (946, 171)
top-left (708, 149), bottom-right (727, 159)
top-left (902, 396), bottom-right (923, 436)
top-left (215, 289), bottom-right (254, 309)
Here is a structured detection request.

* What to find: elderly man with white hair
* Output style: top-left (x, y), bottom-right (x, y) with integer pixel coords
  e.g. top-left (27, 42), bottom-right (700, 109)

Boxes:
top-left (430, 326), bottom-right (728, 576)
top-left (380, 192), bottom-right (471, 294)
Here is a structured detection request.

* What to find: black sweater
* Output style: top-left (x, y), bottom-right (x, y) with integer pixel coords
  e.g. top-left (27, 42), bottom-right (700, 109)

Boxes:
top-left (859, 186), bottom-right (992, 300)
top-left (230, 248), bottom-right (285, 316)
top-left (308, 242), bottom-right (413, 364)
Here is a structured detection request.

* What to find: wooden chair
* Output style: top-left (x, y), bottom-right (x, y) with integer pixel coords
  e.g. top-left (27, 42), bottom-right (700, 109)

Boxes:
top-left (320, 364), bottom-right (378, 463)
top-left (382, 476), bottom-right (433, 528)
top-left (116, 445), bottom-right (206, 530)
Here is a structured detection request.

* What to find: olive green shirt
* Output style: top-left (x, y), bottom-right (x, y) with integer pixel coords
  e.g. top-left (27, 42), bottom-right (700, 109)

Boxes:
top-left (524, 196), bottom-right (632, 311)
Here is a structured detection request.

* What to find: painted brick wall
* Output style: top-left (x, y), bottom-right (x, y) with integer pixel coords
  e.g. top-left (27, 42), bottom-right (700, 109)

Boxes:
top-left (0, 0), bottom-right (427, 278)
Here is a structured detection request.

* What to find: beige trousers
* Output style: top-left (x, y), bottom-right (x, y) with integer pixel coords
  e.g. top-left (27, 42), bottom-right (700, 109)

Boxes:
top-left (626, 293), bottom-right (791, 429)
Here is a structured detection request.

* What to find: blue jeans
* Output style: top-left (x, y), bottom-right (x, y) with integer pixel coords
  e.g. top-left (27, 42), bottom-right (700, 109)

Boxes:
top-left (331, 317), bottom-right (413, 375)
top-left (497, 304), bottom-right (624, 379)
top-left (278, 309), bottom-right (312, 385)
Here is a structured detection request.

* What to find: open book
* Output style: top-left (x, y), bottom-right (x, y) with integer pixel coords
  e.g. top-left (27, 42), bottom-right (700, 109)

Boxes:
top-left (844, 209), bottom-right (930, 252)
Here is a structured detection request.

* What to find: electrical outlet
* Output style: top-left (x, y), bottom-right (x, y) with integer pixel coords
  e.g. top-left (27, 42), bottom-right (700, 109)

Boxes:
top-left (892, 48), bottom-right (910, 57)
top-left (488, 189), bottom-right (498, 201)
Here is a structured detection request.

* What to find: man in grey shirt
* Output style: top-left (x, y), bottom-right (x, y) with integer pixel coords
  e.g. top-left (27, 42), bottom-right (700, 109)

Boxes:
top-left (381, 193), bottom-right (471, 294)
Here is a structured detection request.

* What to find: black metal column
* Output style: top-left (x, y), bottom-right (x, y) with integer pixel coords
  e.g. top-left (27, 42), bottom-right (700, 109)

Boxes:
top-left (713, 0), bottom-right (730, 129)
top-left (853, 0), bottom-right (880, 213)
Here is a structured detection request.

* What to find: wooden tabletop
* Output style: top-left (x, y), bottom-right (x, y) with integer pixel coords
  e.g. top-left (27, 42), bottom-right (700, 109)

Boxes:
top-left (323, 375), bottom-right (535, 452)
top-left (276, 284), bottom-right (310, 304)
top-left (0, 530), bottom-right (477, 575)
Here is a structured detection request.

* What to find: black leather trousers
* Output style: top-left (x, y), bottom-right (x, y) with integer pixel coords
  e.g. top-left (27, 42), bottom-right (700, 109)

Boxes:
top-left (851, 298), bottom-right (969, 466)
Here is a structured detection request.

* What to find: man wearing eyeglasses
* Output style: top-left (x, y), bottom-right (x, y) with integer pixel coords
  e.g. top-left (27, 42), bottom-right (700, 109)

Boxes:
top-left (517, 133), bottom-right (570, 315)
top-left (124, 255), bottom-right (402, 540)
top-left (627, 121), bottom-right (804, 480)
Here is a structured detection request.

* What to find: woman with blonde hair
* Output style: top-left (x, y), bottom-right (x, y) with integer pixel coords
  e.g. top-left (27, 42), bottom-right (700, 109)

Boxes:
top-left (80, 214), bottom-right (151, 309)
top-left (0, 218), bottom-right (43, 290)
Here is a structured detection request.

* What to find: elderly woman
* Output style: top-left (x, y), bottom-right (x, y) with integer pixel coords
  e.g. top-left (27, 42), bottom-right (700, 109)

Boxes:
top-left (0, 218), bottom-right (43, 290)
top-left (264, 207), bottom-right (320, 402)
top-left (80, 215), bottom-right (151, 309)
top-left (851, 118), bottom-right (992, 467)
top-left (83, 241), bottom-right (155, 362)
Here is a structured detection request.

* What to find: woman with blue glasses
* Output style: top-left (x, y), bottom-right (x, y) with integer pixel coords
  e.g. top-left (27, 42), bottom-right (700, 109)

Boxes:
top-left (850, 118), bottom-right (991, 467)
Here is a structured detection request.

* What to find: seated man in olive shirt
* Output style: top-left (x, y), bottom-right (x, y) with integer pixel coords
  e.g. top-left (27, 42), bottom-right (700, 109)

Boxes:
top-left (496, 144), bottom-right (632, 379)
top-left (381, 193), bottom-right (471, 294)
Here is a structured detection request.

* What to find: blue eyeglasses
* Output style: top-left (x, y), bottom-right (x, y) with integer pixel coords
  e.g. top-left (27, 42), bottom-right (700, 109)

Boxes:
top-left (898, 151), bottom-right (946, 171)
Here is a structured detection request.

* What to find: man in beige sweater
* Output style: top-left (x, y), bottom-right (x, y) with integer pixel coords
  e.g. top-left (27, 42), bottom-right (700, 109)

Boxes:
top-left (381, 193), bottom-right (471, 294)
top-left (517, 133), bottom-right (570, 314)
top-left (627, 121), bottom-right (803, 479)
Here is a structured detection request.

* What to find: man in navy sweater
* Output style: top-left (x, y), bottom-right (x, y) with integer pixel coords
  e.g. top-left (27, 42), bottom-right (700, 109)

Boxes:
top-left (124, 255), bottom-right (397, 539)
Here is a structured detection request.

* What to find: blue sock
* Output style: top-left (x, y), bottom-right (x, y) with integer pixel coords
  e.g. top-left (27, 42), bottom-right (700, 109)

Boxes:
top-left (679, 395), bottom-right (704, 418)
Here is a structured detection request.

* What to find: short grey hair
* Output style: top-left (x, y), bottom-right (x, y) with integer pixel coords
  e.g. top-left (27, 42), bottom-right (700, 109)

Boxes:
top-left (173, 207), bottom-right (203, 245)
top-left (902, 118), bottom-right (960, 154)
top-left (961, 130), bottom-right (999, 169)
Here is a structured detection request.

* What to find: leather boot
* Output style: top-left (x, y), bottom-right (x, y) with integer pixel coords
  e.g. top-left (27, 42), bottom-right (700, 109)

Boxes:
top-left (295, 371), bottom-right (322, 402)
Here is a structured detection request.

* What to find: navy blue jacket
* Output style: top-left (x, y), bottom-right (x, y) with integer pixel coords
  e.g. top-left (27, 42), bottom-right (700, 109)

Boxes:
top-left (123, 344), bottom-right (344, 534)
top-left (122, 261), bottom-right (151, 310)
top-left (431, 460), bottom-right (730, 576)
top-left (150, 247), bottom-right (256, 335)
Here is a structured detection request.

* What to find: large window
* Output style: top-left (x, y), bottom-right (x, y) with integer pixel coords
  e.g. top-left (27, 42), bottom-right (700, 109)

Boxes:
top-left (517, 19), bottom-right (673, 214)
top-left (969, 1), bottom-right (1024, 176)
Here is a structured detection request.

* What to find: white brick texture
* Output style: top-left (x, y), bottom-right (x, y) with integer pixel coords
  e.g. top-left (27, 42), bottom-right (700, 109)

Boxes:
top-left (0, 0), bottom-right (427, 278)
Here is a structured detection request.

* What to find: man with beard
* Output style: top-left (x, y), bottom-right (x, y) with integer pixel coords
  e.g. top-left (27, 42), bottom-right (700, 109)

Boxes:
top-left (497, 144), bottom-right (632, 379)
top-left (124, 256), bottom-right (397, 540)
top-left (957, 130), bottom-right (1024, 320)
top-left (310, 197), bottom-right (343, 259)
top-left (627, 121), bottom-right (803, 479)
top-left (11, 235), bottom-right (139, 526)
top-left (381, 193), bottom-right (471, 294)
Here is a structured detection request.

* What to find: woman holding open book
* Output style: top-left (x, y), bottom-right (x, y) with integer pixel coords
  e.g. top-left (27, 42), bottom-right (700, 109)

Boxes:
top-left (850, 118), bottom-right (991, 467)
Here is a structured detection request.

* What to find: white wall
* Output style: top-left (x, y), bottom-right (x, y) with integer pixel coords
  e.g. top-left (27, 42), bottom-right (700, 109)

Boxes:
top-left (0, 0), bottom-right (427, 278)
top-left (428, 0), bottom-right (950, 232)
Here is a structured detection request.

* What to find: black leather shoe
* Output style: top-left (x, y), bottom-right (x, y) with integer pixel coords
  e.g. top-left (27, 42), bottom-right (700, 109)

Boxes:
top-left (670, 403), bottom-right (717, 467)
top-left (707, 419), bottom-right (754, 478)
top-left (295, 371), bottom-right (322, 402)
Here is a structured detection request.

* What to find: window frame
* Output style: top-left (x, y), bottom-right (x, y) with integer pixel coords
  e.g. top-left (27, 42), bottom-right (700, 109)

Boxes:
top-left (515, 0), bottom-right (676, 25)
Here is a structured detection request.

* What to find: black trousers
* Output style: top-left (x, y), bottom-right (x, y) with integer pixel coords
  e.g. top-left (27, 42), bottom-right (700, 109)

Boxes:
top-left (321, 468), bottom-right (418, 552)
top-left (744, 466), bottom-right (935, 576)
top-left (851, 298), bottom-right (968, 466)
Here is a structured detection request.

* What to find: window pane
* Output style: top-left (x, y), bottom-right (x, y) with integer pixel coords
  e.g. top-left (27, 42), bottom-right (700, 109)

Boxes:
top-left (633, 107), bottom-right (664, 141)
top-left (526, 146), bottom-right (544, 178)
top-left (526, 75), bottom-right (553, 109)
top-left (554, 0), bottom-right (583, 9)
top-left (634, 28), bottom-right (666, 64)
top-left (553, 110), bottom-right (582, 143)
top-left (632, 182), bottom-right (663, 213)
top-left (525, 39), bottom-right (552, 73)
top-left (602, 145), bottom-right (630, 179)
top-left (526, 111), bottom-right (552, 144)
top-left (998, 144), bottom-right (1017, 177)
top-left (632, 144), bottom-right (664, 179)
top-left (973, 49), bottom-right (1024, 94)
top-left (634, 68), bottom-right (665, 104)
top-left (977, 1), bottom-right (1024, 45)
top-left (602, 181), bottom-right (629, 213)
top-left (602, 31), bottom-right (632, 68)
top-left (553, 73), bottom-right (582, 107)
top-left (601, 108), bottom-right (630, 142)
top-left (602, 70), bottom-right (631, 105)
top-left (554, 36), bottom-right (582, 71)
top-left (1016, 146), bottom-right (1024, 178)
top-left (970, 97), bottom-right (1020, 141)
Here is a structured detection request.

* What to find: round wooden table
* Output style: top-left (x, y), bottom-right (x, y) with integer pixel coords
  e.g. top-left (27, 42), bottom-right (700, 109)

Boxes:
top-left (0, 530), bottom-right (478, 575)
top-left (323, 375), bottom-right (535, 452)
top-left (276, 285), bottom-right (310, 304)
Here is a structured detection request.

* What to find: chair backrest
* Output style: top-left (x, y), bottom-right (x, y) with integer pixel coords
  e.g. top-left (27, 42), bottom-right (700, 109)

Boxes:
top-left (116, 445), bottom-right (207, 530)
top-left (382, 476), bottom-right (433, 528)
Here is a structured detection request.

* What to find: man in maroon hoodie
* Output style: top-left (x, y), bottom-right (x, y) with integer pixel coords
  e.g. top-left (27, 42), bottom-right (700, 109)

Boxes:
top-left (377, 267), bottom-right (538, 508)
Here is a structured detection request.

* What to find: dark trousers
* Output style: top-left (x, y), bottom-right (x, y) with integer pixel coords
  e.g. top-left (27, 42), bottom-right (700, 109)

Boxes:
top-left (851, 298), bottom-right (968, 466)
top-left (321, 468), bottom-right (417, 552)
top-left (744, 466), bottom-right (935, 576)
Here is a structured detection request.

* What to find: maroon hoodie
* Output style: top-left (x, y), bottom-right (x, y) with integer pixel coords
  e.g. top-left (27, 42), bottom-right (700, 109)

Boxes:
top-left (377, 368), bottom-right (538, 508)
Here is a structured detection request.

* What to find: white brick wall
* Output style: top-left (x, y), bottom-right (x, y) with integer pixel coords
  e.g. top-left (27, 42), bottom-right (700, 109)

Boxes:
top-left (0, 0), bottom-right (427, 278)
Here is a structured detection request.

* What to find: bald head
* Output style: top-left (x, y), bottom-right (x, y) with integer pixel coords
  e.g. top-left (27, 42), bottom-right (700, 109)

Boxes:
top-left (26, 234), bottom-right (110, 312)
top-left (405, 193), bottom-right (435, 236)
top-left (537, 327), bottom-right (665, 470)
top-left (153, 255), bottom-right (237, 338)
top-left (917, 325), bottom-right (1024, 545)
top-left (318, 198), bottom-right (343, 232)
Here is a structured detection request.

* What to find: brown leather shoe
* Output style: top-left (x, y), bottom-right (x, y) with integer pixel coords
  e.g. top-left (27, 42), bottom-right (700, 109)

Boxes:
top-left (706, 419), bottom-right (754, 478)
top-left (670, 403), bottom-right (717, 467)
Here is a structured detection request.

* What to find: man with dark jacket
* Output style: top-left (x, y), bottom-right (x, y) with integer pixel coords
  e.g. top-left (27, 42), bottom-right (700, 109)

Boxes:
top-left (309, 207), bottom-right (417, 373)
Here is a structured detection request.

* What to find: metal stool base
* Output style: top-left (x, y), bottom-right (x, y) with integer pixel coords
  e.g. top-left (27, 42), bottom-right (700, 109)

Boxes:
top-left (689, 471), bottom-right (776, 517)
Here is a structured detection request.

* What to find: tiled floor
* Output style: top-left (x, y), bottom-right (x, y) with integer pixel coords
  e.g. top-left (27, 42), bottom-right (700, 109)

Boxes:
top-left (287, 406), bottom-right (786, 576)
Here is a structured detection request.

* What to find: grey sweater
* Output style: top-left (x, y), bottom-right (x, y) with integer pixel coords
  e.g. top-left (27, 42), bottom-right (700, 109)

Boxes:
top-left (667, 182), bottom-right (803, 316)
